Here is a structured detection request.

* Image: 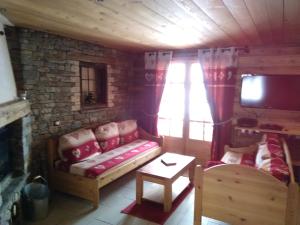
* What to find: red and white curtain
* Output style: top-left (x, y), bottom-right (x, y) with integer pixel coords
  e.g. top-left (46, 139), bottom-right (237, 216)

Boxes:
top-left (141, 51), bottom-right (172, 136)
top-left (198, 47), bottom-right (238, 160)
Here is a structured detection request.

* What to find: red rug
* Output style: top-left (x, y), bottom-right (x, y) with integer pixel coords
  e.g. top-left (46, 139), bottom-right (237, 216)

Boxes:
top-left (121, 184), bottom-right (193, 225)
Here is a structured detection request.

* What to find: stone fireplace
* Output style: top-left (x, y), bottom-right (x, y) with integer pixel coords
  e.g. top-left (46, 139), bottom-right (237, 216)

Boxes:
top-left (0, 100), bottom-right (31, 225)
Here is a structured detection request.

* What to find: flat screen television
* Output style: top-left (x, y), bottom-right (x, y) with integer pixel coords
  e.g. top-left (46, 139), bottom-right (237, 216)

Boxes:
top-left (240, 74), bottom-right (300, 111)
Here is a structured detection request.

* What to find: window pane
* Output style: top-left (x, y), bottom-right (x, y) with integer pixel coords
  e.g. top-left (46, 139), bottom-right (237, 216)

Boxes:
top-left (188, 63), bottom-right (213, 142)
top-left (157, 118), bottom-right (170, 136)
top-left (158, 63), bottom-right (185, 137)
top-left (82, 80), bottom-right (88, 92)
top-left (169, 120), bottom-right (183, 138)
top-left (89, 80), bottom-right (95, 91)
top-left (89, 68), bottom-right (95, 80)
top-left (189, 63), bottom-right (212, 123)
top-left (166, 63), bottom-right (185, 83)
top-left (189, 121), bottom-right (203, 140)
top-left (81, 67), bottom-right (88, 79)
top-left (204, 123), bottom-right (213, 142)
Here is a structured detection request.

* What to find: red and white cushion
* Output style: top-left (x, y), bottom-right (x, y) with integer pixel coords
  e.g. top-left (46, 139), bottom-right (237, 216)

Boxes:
top-left (94, 122), bottom-right (120, 152)
top-left (266, 133), bottom-right (281, 144)
top-left (118, 120), bottom-right (139, 144)
top-left (255, 143), bottom-right (270, 166)
top-left (221, 151), bottom-right (255, 167)
top-left (257, 157), bottom-right (290, 182)
top-left (58, 129), bottom-right (100, 163)
top-left (256, 136), bottom-right (284, 166)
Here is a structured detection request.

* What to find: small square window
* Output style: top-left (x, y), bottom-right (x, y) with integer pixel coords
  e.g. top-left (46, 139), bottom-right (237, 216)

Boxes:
top-left (80, 62), bottom-right (108, 110)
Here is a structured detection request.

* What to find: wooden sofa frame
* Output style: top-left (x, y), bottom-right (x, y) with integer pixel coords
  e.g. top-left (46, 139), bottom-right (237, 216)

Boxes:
top-left (47, 127), bottom-right (163, 208)
top-left (194, 139), bottom-right (299, 225)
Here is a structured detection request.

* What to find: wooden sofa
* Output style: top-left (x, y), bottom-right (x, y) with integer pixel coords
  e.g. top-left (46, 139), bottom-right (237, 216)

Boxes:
top-left (47, 127), bottom-right (163, 208)
top-left (193, 138), bottom-right (299, 225)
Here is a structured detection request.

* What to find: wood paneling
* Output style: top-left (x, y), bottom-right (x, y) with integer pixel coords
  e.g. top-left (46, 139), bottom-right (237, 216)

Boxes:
top-left (234, 46), bottom-right (300, 129)
top-left (1, 0), bottom-right (300, 50)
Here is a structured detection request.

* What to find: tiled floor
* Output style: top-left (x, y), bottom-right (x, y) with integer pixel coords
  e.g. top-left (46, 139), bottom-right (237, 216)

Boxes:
top-left (25, 172), bottom-right (229, 225)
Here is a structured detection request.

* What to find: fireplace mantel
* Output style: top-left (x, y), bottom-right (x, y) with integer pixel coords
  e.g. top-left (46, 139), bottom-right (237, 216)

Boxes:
top-left (0, 100), bottom-right (30, 128)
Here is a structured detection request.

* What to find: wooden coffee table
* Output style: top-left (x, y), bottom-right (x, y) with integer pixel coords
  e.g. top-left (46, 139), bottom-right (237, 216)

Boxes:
top-left (136, 152), bottom-right (195, 212)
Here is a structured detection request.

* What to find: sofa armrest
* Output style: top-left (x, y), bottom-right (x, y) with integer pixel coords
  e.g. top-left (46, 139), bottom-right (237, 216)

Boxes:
top-left (138, 127), bottom-right (163, 147)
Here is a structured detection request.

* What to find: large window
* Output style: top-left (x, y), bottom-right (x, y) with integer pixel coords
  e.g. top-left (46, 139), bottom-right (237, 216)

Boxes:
top-left (80, 62), bottom-right (108, 110)
top-left (158, 62), bottom-right (213, 142)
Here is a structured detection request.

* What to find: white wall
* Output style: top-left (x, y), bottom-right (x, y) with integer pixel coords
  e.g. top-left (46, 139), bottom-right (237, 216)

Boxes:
top-left (0, 14), bottom-right (17, 105)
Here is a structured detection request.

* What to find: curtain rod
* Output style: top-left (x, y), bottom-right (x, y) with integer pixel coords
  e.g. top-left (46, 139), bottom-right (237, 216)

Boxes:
top-left (199, 46), bottom-right (249, 53)
top-left (172, 46), bottom-right (249, 59)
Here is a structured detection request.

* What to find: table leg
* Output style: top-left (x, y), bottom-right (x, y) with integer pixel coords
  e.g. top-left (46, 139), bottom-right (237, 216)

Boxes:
top-left (136, 173), bottom-right (143, 204)
top-left (164, 182), bottom-right (172, 212)
top-left (189, 161), bottom-right (195, 184)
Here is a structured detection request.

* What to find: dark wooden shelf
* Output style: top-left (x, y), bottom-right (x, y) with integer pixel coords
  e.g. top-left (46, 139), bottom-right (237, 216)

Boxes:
top-left (234, 126), bottom-right (300, 136)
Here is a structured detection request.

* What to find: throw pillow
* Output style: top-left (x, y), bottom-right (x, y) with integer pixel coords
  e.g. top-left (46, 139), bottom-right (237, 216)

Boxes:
top-left (118, 120), bottom-right (139, 144)
top-left (221, 151), bottom-right (255, 167)
top-left (58, 129), bottom-right (100, 163)
top-left (94, 122), bottom-right (120, 152)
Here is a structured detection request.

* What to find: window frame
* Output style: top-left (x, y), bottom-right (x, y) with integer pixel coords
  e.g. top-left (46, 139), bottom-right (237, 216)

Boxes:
top-left (79, 61), bottom-right (108, 111)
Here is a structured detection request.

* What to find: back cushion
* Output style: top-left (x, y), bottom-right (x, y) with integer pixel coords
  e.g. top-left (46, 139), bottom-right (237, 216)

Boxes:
top-left (256, 157), bottom-right (289, 182)
top-left (94, 122), bottom-right (120, 152)
top-left (256, 133), bottom-right (284, 167)
top-left (221, 151), bottom-right (255, 167)
top-left (118, 120), bottom-right (139, 144)
top-left (58, 129), bottom-right (100, 163)
top-left (255, 143), bottom-right (270, 166)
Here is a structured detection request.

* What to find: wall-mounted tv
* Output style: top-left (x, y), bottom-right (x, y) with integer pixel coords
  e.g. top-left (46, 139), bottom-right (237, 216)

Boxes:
top-left (240, 74), bottom-right (300, 111)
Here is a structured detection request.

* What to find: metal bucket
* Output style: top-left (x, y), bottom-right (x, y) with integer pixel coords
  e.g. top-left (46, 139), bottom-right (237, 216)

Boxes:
top-left (23, 176), bottom-right (49, 221)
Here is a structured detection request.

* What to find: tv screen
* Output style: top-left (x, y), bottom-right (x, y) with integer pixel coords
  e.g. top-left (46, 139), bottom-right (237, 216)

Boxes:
top-left (240, 74), bottom-right (300, 111)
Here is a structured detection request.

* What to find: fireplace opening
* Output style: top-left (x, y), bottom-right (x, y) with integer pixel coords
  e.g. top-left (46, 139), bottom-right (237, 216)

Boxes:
top-left (0, 126), bottom-right (12, 181)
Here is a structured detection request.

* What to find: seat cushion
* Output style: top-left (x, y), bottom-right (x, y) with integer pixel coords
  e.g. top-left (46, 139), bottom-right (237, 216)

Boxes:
top-left (58, 129), bottom-right (100, 163)
top-left (118, 120), bottom-right (139, 144)
top-left (55, 139), bottom-right (159, 178)
top-left (94, 122), bottom-right (120, 152)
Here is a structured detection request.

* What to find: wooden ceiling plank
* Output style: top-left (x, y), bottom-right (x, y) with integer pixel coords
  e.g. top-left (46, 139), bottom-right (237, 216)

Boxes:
top-left (283, 0), bottom-right (300, 44)
top-left (0, 0), bottom-right (163, 47)
top-left (3, 10), bottom-right (152, 51)
top-left (265, 0), bottom-right (284, 44)
top-left (192, 0), bottom-right (251, 45)
top-left (104, 0), bottom-right (201, 47)
top-left (142, 0), bottom-right (230, 48)
top-left (86, 0), bottom-right (197, 47)
top-left (0, 2), bottom-right (148, 46)
top-left (139, 0), bottom-right (207, 43)
top-left (243, 0), bottom-right (274, 44)
top-left (170, 0), bottom-right (235, 47)
top-left (0, 0), bottom-right (297, 50)
top-left (69, 0), bottom-right (171, 44)
top-left (223, 0), bottom-right (262, 45)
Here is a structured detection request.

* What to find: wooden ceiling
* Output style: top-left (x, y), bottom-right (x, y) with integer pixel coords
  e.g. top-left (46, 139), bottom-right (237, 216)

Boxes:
top-left (0, 0), bottom-right (300, 51)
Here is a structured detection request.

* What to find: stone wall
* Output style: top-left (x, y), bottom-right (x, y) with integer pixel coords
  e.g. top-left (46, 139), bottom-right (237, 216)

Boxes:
top-left (5, 27), bottom-right (138, 175)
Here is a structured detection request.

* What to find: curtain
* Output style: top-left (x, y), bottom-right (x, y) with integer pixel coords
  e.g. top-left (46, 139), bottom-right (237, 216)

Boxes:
top-left (141, 51), bottom-right (172, 136)
top-left (198, 48), bottom-right (238, 160)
